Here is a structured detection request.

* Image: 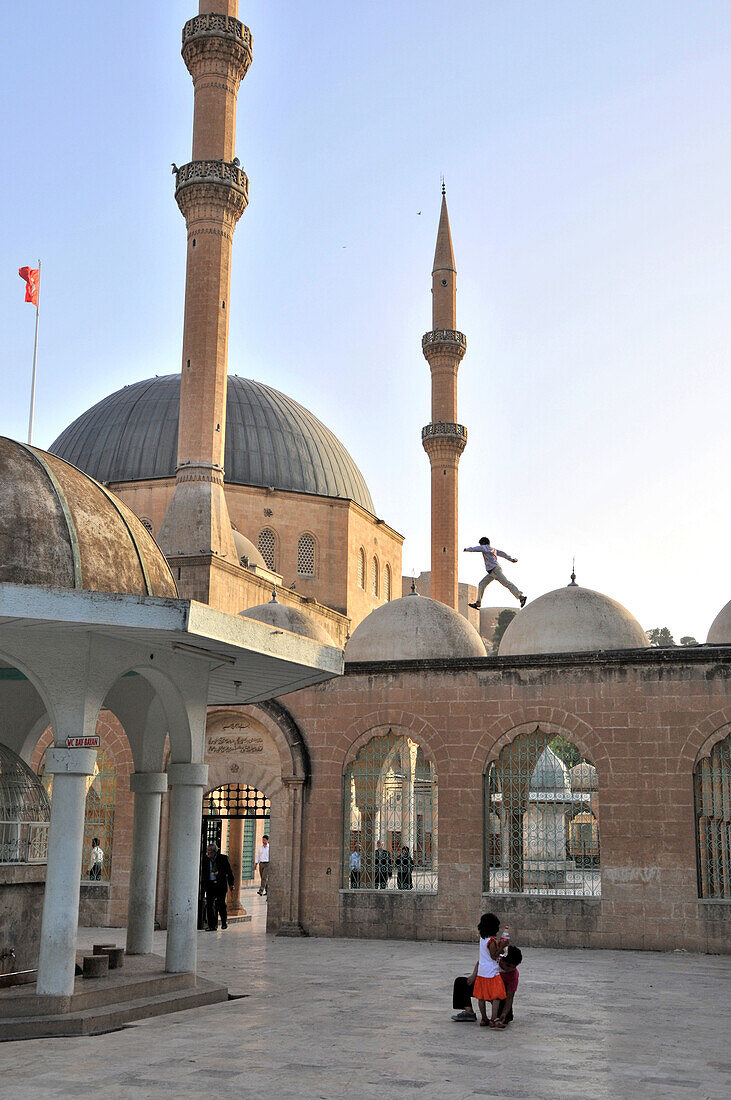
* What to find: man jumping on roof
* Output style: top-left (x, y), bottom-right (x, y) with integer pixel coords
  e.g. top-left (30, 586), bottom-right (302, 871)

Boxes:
top-left (464, 537), bottom-right (527, 610)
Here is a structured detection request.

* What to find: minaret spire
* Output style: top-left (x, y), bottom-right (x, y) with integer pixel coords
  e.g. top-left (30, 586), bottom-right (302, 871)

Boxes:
top-left (158, 1), bottom-right (252, 562)
top-left (421, 187), bottom-right (467, 610)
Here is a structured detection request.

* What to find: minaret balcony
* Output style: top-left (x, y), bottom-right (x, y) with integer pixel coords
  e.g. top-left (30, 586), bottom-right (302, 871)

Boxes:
top-left (421, 422), bottom-right (468, 442)
top-left (182, 13), bottom-right (252, 80)
top-left (175, 159), bottom-right (248, 198)
top-left (174, 160), bottom-right (249, 226)
top-left (422, 329), bottom-right (467, 351)
top-left (182, 12), bottom-right (252, 51)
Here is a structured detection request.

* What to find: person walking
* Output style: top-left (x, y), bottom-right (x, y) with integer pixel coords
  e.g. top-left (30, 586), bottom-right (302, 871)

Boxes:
top-left (88, 837), bottom-right (104, 881)
top-left (464, 537), bottom-right (527, 609)
top-left (256, 834), bottom-right (270, 896)
top-left (203, 842), bottom-right (234, 930)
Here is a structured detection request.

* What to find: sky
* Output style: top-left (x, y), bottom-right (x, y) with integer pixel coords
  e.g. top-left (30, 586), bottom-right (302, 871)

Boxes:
top-left (2, 1), bottom-right (729, 642)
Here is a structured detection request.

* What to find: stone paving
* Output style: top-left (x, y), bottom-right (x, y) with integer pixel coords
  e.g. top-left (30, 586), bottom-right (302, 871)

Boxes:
top-left (2, 889), bottom-right (729, 1099)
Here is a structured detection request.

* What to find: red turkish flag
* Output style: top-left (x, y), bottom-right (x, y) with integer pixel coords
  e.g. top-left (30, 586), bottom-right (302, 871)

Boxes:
top-left (19, 266), bottom-right (40, 306)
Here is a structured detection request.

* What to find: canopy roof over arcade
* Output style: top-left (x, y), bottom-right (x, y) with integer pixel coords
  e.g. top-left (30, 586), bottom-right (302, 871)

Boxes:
top-left (0, 583), bottom-right (343, 706)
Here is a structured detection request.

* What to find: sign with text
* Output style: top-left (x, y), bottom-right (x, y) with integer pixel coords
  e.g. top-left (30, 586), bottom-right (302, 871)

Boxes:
top-left (66, 736), bottom-right (101, 749)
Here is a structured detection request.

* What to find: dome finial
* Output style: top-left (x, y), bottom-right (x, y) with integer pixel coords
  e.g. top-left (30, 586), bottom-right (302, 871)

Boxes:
top-left (410, 575), bottom-right (417, 594)
top-left (441, 174), bottom-right (446, 197)
top-left (270, 587), bottom-right (278, 603)
top-left (569, 557), bottom-right (578, 586)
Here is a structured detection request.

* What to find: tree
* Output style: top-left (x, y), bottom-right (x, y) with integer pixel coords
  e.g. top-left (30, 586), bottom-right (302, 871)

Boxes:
top-left (492, 609), bottom-right (517, 652)
top-left (680, 636), bottom-right (698, 646)
top-left (646, 627), bottom-right (675, 647)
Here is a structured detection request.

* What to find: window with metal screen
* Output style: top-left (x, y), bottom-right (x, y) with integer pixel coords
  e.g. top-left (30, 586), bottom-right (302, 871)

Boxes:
top-left (384, 564), bottom-right (392, 602)
top-left (370, 555), bottom-right (379, 597)
top-left (485, 727), bottom-right (600, 897)
top-left (297, 533), bottom-right (316, 576)
top-left (358, 548), bottom-right (366, 589)
top-left (694, 733), bottom-right (731, 899)
top-left (258, 528), bottom-right (277, 571)
top-left (202, 784), bottom-right (271, 819)
top-left (343, 729), bottom-right (437, 892)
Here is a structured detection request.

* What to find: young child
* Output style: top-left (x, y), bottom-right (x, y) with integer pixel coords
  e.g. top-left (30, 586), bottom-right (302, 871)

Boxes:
top-left (468, 913), bottom-right (506, 1027)
top-left (496, 945), bottom-right (522, 1027)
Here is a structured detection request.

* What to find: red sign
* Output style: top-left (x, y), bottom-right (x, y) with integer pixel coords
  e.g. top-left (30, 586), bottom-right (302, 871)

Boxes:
top-left (66, 736), bottom-right (101, 749)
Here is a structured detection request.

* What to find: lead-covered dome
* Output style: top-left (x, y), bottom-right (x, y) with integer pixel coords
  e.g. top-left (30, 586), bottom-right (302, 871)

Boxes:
top-left (50, 375), bottom-right (375, 513)
top-left (499, 584), bottom-right (648, 656)
top-left (240, 595), bottom-right (335, 646)
top-left (707, 600), bottom-right (731, 644)
top-left (345, 592), bottom-right (487, 662)
top-left (0, 437), bottom-right (177, 597)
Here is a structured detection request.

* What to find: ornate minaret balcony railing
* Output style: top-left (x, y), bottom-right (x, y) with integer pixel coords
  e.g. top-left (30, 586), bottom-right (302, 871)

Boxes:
top-left (182, 13), bottom-right (252, 79)
top-left (182, 12), bottom-right (252, 48)
top-left (174, 160), bottom-right (249, 226)
top-left (174, 159), bottom-right (249, 198)
top-left (422, 329), bottom-right (467, 351)
top-left (421, 422), bottom-right (468, 442)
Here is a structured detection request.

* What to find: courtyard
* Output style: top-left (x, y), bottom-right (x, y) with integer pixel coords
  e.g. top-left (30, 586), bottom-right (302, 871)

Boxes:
top-left (2, 890), bottom-right (729, 1100)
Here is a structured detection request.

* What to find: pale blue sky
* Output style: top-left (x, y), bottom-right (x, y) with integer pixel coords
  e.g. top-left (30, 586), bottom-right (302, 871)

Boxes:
top-left (3, 1), bottom-right (729, 640)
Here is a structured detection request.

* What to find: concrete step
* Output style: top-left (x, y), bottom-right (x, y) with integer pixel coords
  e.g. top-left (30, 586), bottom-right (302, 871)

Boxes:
top-left (0, 960), bottom-right (195, 1017)
top-left (0, 978), bottom-right (229, 1040)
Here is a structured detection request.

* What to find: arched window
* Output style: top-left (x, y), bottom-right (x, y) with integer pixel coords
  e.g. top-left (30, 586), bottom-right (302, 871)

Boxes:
top-left (343, 729), bottom-right (437, 891)
top-left (484, 727), bottom-right (600, 897)
top-left (384, 564), bottom-right (392, 602)
top-left (297, 533), bottom-right (316, 576)
top-left (370, 555), bottom-right (379, 598)
top-left (694, 733), bottom-right (731, 899)
top-left (357, 547), bottom-right (366, 589)
top-left (258, 528), bottom-right (277, 571)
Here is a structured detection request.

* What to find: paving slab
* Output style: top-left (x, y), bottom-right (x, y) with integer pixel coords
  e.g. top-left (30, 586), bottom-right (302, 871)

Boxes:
top-left (0, 891), bottom-right (728, 1100)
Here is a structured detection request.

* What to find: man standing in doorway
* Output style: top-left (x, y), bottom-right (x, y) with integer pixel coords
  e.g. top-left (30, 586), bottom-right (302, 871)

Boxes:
top-left (203, 842), bottom-right (234, 930)
top-left (464, 537), bottom-right (527, 609)
top-left (256, 834), bottom-right (270, 896)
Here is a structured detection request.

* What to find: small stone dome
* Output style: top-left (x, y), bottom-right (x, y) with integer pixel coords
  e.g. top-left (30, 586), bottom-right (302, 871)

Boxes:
top-left (0, 437), bottom-right (177, 598)
top-left (499, 584), bottom-right (649, 656)
top-left (345, 592), bottom-right (487, 662)
top-left (232, 529), bottom-right (267, 570)
top-left (707, 600), bottom-right (731, 644)
top-left (570, 761), bottom-right (598, 792)
top-left (240, 595), bottom-right (335, 645)
top-left (530, 747), bottom-right (570, 793)
top-left (0, 742), bottom-right (50, 824)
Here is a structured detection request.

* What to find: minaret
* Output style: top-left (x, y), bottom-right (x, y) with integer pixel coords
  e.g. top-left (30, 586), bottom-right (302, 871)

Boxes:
top-left (421, 186), bottom-right (467, 610)
top-left (158, 2), bottom-right (252, 561)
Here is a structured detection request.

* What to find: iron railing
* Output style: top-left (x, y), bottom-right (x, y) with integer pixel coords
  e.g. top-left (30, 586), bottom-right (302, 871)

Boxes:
top-left (694, 734), bottom-right (731, 898)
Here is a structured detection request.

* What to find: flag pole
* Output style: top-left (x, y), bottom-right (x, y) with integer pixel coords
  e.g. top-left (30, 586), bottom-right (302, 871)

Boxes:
top-left (27, 258), bottom-right (41, 445)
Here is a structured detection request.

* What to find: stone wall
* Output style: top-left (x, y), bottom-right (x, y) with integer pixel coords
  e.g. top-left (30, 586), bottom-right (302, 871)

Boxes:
top-left (0, 864), bottom-right (46, 972)
top-left (287, 646), bottom-right (731, 952)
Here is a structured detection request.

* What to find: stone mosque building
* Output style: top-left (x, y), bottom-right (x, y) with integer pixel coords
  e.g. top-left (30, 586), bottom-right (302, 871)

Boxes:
top-left (1, 0), bottom-right (729, 1008)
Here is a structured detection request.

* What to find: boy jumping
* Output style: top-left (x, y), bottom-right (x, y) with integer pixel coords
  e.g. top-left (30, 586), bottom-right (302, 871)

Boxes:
top-left (463, 537), bottom-right (527, 609)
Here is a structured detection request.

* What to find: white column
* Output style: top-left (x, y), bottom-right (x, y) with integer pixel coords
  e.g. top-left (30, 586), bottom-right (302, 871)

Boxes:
top-left (126, 772), bottom-right (168, 955)
top-left (165, 762), bottom-right (208, 974)
top-left (37, 747), bottom-right (97, 997)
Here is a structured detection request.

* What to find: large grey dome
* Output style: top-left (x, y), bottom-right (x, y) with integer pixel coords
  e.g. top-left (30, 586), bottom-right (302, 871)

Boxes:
top-left (50, 375), bottom-right (375, 512)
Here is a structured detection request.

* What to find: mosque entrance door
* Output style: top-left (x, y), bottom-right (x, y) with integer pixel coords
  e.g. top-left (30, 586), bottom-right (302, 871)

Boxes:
top-left (198, 783), bottom-right (271, 927)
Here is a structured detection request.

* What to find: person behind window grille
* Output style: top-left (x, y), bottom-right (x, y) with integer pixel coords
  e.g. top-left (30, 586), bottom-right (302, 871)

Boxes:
top-left (88, 837), bottom-right (103, 880)
top-left (349, 844), bottom-right (362, 889)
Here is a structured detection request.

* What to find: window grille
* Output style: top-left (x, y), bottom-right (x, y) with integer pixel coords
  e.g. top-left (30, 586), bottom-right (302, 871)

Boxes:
top-left (370, 556), bottom-right (379, 597)
top-left (694, 733), bottom-right (731, 899)
top-left (384, 564), bottom-right (392, 602)
top-left (258, 527), bottom-right (277, 571)
top-left (203, 783), bottom-right (271, 819)
top-left (343, 729), bottom-right (437, 891)
top-left (297, 533), bottom-right (316, 576)
top-left (484, 727), bottom-right (600, 896)
top-left (358, 548), bottom-right (366, 589)
top-left (0, 743), bottom-right (50, 864)
top-left (140, 517), bottom-right (153, 534)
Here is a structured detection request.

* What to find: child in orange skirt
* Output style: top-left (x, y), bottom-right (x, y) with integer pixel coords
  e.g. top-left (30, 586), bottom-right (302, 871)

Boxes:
top-left (467, 913), bottom-right (506, 1028)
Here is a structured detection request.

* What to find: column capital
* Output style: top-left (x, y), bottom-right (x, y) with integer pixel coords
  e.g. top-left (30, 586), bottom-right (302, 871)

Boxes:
top-left (130, 771), bottom-right (168, 795)
top-left (167, 762), bottom-right (209, 788)
top-left (281, 775), bottom-right (306, 789)
top-left (44, 747), bottom-right (97, 776)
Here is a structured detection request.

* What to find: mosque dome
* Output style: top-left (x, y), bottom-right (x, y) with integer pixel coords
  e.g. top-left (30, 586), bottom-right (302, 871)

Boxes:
top-left (530, 747), bottom-right (570, 793)
top-left (498, 584), bottom-right (649, 656)
top-left (232, 529), bottom-right (267, 570)
top-left (345, 591), bottom-right (487, 662)
top-left (50, 374), bottom-right (375, 513)
top-left (707, 600), bottom-right (731, 644)
top-left (0, 437), bottom-right (177, 598)
top-left (240, 595), bottom-right (335, 646)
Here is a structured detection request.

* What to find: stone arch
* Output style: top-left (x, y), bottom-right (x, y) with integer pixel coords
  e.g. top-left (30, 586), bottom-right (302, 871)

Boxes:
top-left (677, 708), bottom-right (731, 772)
top-left (339, 708), bottom-right (449, 777)
top-left (471, 706), bottom-right (609, 778)
top-left (0, 649), bottom-right (58, 748)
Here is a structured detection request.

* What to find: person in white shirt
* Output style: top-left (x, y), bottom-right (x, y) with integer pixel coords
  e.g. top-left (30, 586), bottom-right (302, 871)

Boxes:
top-left (256, 834), bottom-right (270, 896)
top-left (349, 845), bottom-right (362, 889)
top-left (464, 537), bottom-right (527, 609)
top-left (88, 837), bottom-right (104, 881)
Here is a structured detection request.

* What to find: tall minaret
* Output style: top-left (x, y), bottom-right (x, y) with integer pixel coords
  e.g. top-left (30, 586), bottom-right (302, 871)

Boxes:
top-left (421, 186), bottom-right (467, 609)
top-left (158, 2), bottom-right (252, 561)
